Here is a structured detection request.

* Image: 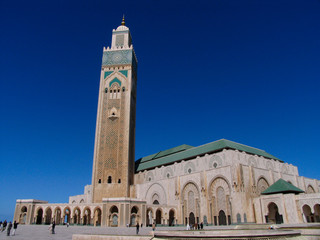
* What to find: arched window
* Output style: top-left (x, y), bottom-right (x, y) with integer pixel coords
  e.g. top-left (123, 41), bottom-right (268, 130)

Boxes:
top-left (110, 206), bottom-right (119, 213)
top-left (108, 176), bottom-right (112, 184)
top-left (131, 206), bottom-right (138, 214)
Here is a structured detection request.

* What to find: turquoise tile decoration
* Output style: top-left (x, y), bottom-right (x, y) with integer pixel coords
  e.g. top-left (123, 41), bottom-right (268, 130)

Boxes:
top-left (119, 70), bottom-right (128, 77)
top-left (104, 71), bottom-right (113, 79)
top-left (109, 77), bottom-right (121, 87)
top-left (102, 50), bottom-right (137, 73)
top-left (102, 50), bottom-right (132, 65)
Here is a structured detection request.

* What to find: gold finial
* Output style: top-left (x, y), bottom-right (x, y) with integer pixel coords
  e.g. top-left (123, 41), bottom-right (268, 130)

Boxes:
top-left (121, 15), bottom-right (125, 26)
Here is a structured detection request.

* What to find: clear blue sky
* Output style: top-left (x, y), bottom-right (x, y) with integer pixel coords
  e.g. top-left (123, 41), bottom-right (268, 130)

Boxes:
top-left (1, 0), bottom-right (320, 221)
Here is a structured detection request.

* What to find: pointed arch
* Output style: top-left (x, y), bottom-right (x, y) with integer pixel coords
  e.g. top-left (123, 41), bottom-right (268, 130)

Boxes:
top-left (257, 176), bottom-right (269, 195)
top-left (54, 207), bottom-right (62, 224)
top-left (181, 181), bottom-right (201, 225)
top-left (63, 207), bottom-right (71, 224)
top-left (93, 207), bottom-right (102, 226)
top-left (83, 207), bottom-right (91, 225)
top-left (145, 183), bottom-right (167, 205)
top-left (208, 176), bottom-right (231, 225)
top-left (306, 185), bottom-right (315, 194)
top-left (45, 207), bottom-right (52, 224)
top-left (36, 207), bottom-right (43, 224)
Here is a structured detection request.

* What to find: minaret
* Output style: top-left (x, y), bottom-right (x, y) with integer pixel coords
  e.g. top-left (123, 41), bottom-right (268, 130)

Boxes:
top-left (91, 18), bottom-right (137, 203)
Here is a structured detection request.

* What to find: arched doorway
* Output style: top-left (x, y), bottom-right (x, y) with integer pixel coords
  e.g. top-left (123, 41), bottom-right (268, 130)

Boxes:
top-left (94, 208), bottom-right (102, 226)
top-left (19, 206), bottom-right (27, 224)
top-left (83, 208), bottom-right (91, 225)
top-left (146, 209), bottom-right (153, 226)
top-left (36, 208), bottom-right (43, 224)
top-left (267, 203), bottom-right (282, 224)
top-left (45, 208), bottom-right (52, 224)
top-left (73, 208), bottom-right (81, 224)
top-left (209, 177), bottom-right (231, 225)
top-left (169, 209), bottom-right (175, 226)
top-left (303, 205), bottom-right (313, 223)
top-left (54, 207), bottom-right (62, 224)
top-left (63, 208), bottom-right (71, 224)
top-left (218, 210), bottom-right (226, 225)
top-left (189, 212), bottom-right (195, 225)
top-left (182, 182), bottom-right (200, 226)
top-left (156, 209), bottom-right (162, 225)
top-left (130, 206), bottom-right (138, 226)
top-left (110, 206), bottom-right (118, 227)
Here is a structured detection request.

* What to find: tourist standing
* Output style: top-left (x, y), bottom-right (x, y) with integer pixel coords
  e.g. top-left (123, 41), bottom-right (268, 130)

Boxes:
top-left (7, 222), bottom-right (12, 236)
top-left (136, 222), bottom-right (139, 234)
top-left (2, 220), bottom-right (7, 232)
top-left (12, 221), bottom-right (18, 236)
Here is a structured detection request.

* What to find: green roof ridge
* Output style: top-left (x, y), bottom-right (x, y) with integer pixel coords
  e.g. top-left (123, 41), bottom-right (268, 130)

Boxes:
top-left (135, 139), bottom-right (282, 172)
top-left (139, 144), bottom-right (193, 163)
top-left (261, 178), bottom-right (304, 195)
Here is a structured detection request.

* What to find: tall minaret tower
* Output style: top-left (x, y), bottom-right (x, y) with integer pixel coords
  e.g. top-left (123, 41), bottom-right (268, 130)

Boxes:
top-left (91, 18), bottom-right (137, 203)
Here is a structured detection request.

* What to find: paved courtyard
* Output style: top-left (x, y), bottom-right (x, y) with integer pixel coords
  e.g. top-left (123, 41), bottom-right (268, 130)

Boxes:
top-left (0, 225), bottom-right (156, 240)
top-left (0, 224), bottom-right (319, 240)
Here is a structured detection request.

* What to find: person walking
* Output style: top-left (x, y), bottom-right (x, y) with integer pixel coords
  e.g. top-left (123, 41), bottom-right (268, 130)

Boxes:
top-left (12, 221), bottom-right (18, 236)
top-left (136, 222), bottom-right (139, 234)
top-left (152, 222), bottom-right (156, 231)
top-left (52, 221), bottom-right (56, 234)
top-left (7, 222), bottom-right (12, 236)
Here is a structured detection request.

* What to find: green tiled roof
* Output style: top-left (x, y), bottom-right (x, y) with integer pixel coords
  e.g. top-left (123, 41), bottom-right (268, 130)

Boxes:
top-left (140, 144), bottom-right (193, 163)
top-left (262, 178), bottom-right (304, 195)
top-left (135, 139), bottom-right (282, 172)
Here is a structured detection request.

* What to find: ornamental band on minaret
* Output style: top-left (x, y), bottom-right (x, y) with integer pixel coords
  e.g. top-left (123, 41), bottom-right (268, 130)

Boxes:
top-left (91, 17), bottom-right (138, 202)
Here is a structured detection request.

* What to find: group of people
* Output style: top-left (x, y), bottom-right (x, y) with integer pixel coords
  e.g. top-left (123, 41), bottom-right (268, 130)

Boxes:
top-left (186, 222), bottom-right (204, 230)
top-left (0, 220), bottom-right (18, 236)
top-left (135, 222), bottom-right (156, 234)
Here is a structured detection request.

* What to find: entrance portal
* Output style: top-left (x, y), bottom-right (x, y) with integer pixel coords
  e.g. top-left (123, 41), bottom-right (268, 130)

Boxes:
top-left (267, 202), bottom-right (282, 224)
top-left (169, 209), bottom-right (175, 226)
top-left (36, 208), bottom-right (43, 224)
top-left (218, 210), bottom-right (227, 225)
top-left (156, 209), bottom-right (162, 224)
top-left (189, 212), bottom-right (195, 225)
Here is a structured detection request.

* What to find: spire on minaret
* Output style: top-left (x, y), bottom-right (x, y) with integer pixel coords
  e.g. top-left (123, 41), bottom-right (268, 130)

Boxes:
top-left (121, 15), bottom-right (125, 26)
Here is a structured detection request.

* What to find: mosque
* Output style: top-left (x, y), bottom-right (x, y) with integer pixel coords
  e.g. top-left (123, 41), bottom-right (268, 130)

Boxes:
top-left (13, 19), bottom-right (320, 227)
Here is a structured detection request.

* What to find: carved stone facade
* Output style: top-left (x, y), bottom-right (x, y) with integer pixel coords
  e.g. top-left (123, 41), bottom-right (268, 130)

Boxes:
top-left (91, 20), bottom-right (137, 202)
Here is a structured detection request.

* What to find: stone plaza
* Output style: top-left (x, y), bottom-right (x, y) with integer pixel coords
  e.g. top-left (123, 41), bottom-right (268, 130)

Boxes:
top-left (1, 224), bottom-right (319, 240)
